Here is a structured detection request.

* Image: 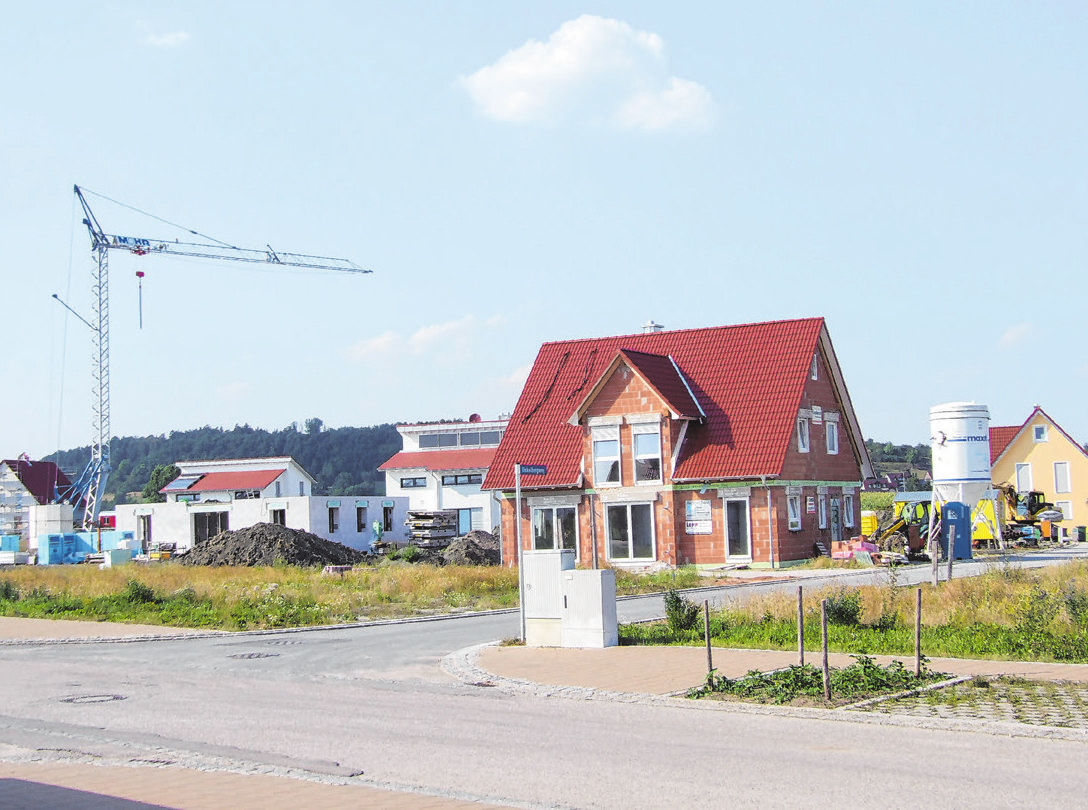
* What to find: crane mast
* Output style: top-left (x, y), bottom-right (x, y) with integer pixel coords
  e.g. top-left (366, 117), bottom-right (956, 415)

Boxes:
top-left (66, 185), bottom-right (369, 529)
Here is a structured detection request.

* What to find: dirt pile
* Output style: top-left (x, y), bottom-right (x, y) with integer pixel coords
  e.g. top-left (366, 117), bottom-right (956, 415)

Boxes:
top-left (441, 530), bottom-right (501, 566)
top-left (177, 523), bottom-right (368, 567)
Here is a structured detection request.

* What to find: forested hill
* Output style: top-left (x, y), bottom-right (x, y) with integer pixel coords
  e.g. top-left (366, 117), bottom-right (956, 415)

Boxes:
top-left (47, 419), bottom-right (401, 507)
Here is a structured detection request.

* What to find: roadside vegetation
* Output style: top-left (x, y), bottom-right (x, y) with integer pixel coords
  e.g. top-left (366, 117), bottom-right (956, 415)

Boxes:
top-left (0, 562), bottom-right (709, 631)
top-left (624, 560), bottom-right (1088, 664)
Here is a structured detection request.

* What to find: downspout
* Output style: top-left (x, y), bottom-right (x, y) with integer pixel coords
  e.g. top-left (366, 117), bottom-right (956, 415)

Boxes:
top-left (762, 475), bottom-right (776, 569)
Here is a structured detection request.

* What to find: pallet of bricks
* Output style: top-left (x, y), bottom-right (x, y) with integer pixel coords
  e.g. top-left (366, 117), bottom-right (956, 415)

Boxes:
top-left (406, 510), bottom-right (458, 546)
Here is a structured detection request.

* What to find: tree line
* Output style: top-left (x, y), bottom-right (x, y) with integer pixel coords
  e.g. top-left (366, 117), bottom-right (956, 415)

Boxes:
top-left (47, 419), bottom-right (402, 507)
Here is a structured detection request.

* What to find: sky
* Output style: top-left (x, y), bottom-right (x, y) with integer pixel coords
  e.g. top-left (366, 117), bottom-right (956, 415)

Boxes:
top-left (3, 2), bottom-right (1087, 461)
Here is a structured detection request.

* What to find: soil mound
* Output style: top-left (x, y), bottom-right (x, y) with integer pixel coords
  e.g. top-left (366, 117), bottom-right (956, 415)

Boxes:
top-left (441, 530), bottom-right (501, 566)
top-left (177, 523), bottom-right (368, 567)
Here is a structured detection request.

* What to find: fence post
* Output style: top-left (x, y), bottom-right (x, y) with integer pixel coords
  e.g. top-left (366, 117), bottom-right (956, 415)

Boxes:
top-left (704, 600), bottom-right (713, 675)
top-left (797, 585), bottom-right (804, 666)
top-left (915, 587), bottom-right (922, 678)
top-left (821, 598), bottom-right (830, 701)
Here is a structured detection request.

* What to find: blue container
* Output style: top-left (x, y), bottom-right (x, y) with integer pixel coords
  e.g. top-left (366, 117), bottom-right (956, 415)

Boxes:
top-left (0, 535), bottom-right (19, 552)
top-left (940, 502), bottom-right (973, 560)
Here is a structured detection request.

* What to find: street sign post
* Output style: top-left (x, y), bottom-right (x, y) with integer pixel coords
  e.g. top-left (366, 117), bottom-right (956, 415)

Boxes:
top-left (515, 463), bottom-right (547, 641)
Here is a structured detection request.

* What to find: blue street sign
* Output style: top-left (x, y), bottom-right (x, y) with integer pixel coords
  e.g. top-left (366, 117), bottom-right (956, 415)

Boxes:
top-left (519, 464), bottom-right (547, 476)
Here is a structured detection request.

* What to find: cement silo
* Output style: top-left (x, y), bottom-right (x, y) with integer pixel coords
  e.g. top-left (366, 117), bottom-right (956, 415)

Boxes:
top-left (930, 402), bottom-right (992, 507)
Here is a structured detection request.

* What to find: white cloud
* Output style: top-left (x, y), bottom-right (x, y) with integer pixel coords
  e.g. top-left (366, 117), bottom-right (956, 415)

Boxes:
top-left (407, 315), bottom-right (476, 353)
top-left (146, 31), bottom-right (190, 47)
top-left (460, 15), bottom-right (714, 132)
top-left (998, 322), bottom-right (1032, 349)
top-left (344, 315), bottom-right (505, 365)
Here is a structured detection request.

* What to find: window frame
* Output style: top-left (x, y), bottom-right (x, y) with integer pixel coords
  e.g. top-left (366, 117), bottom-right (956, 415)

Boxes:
top-left (787, 495), bottom-right (802, 531)
top-left (328, 506), bottom-right (340, 534)
top-left (1034, 425), bottom-right (1049, 443)
top-left (1056, 500), bottom-right (1074, 521)
top-left (632, 423), bottom-right (662, 485)
top-left (1054, 461), bottom-right (1072, 494)
top-left (797, 417), bottom-right (810, 454)
top-left (818, 494), bottom-right (828, 529)
top-left (605, 502), bottom-right (655, 561)
top-left (441, 473), bottom-right (483, 486)
top-left (400, 476), bottom-right (427, 489)
top-left (532, 505), bottom-right (578, 554)
top-left (356, 506), bottom-right (368, 533)
top-left (592, 426), bottom-right (621, 487)
top-left (825, 421), bottom-right (839, 455)
top-left (843, 494), bottom-right (855, 528)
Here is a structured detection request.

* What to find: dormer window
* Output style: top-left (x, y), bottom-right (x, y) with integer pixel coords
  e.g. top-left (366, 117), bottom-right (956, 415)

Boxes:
top-left (632, 423), bottom-right (662, 484)
top-left (592, 426), bottom-right (620, 486)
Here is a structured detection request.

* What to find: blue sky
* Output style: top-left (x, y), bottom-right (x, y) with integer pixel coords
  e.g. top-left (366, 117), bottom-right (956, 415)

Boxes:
top-left (4, 2), bottom-right (1086, 460)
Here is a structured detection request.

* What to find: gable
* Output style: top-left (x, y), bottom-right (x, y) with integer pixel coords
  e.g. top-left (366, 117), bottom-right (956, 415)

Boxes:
top-left (485, 317), bottom-right (868, 490)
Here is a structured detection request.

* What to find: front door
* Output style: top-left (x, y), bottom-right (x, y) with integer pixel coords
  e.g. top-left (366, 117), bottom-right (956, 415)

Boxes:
top-left (829, 499), bottom-right (842, 544)
top-left (724, 499), bottom-right (751, 559)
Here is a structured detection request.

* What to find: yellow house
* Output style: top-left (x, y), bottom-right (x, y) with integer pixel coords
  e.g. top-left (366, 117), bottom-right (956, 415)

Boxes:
top-left (990, 406), bottom-right (1088, 535)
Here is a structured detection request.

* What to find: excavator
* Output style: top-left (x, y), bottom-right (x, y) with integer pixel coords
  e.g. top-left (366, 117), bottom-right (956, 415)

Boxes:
top-left (870, 499), bottom-right (940, 557)
top-left (997, 484), bottom-right (1064, 543)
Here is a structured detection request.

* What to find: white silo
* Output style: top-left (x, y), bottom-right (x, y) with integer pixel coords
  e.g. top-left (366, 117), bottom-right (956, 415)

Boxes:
top-left (930, 402), bottom-right (991, 506)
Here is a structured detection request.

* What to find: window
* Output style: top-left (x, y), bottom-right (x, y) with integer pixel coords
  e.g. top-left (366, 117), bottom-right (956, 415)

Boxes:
top-left (533, 506), bottom-right (578, 552)
top-left (818, 495), bottom-right (828, 529)
top-left (460, 432), bottom-right (480, 446)
top-left (632, 425), bottom-right (662, 483)
top-left (383, 505), bottom-right (394, 532)
top-left (400, 477), bottom-right (427, 488)
top-left (797, 418), bottom-right (810, 453)
top-left (479, 430), bottom-right (503, 445)
top-left (825, 422), bottom-right (839, 455)
top-left (1015, 463), bottom-right (1033, 492)
top-left (787, 495), bottom-right (802, 531)
top-left (593, 427), bottom-right (620, 486)
top-left (234, 489), bottom-right (260, 500)
top-left (843, 494), bottom-right (855, 528)
top-left (606, 503), bottom-right (654, 560)
top-left (1034, 425), bottom-right (1048, 443)
top-left (328, 507), bottom-right (340, 533)
top-left (1057, 501), bottom-right (1074, 521)
top-left (194, 511), bottom-right (228, 543)
top-left (441, 473), bottom-right (483, 486)
top-left (137, 514), bottom-right (152, 549)
top-left (811, 354), bottom-right (819, 380)
top-left (1055, 461), bottom-right (1071, 494)
top-left (420, 433), bottom-right (457, 448)
top-left (275, 481), bottom-right (281, 498)
top-left (299, 481), bottom-right (305, 496)
top-left (356, 506), bottom-right (367, 532)
top-left (271, 509), bottom-right (285, 526)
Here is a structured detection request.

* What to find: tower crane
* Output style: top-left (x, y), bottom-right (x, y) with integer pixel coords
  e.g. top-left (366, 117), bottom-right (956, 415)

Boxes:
top-left (64, 184), bottom-right (370, 529)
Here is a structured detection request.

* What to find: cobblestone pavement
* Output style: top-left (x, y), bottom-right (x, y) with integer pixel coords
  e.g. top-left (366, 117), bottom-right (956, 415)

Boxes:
top-left (858, 677), bottom-right (1088, 730)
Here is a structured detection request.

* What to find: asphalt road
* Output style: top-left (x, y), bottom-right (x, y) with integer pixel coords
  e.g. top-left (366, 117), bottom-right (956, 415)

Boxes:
top-left (2, 548), bottom-right (1087, 809)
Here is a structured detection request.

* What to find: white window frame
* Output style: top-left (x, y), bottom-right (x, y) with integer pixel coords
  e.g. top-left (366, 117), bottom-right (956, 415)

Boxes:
top-left (1056, 500), bottom-right (1074, 521)
top-left (1034, 424), bottom-right (1048, 443)
top-left (632, 423), bottom-right (662, 485)
top-left (592, 426), bottom-right (621, 487)
top-left (826, 421), bottom-right (839, 455)
top-left (723, 497), bottom-right (752, 559)
top-left (605, 502), bottom-right (656, 561)
top-left (843, 494), bottom-right (855, 528)
top-left (1015, 463), bottom-right (1033, 492)
top-left (797, 418), bottom-right (810, 454)
top-left (787, 495), bottom-right (802, 531)
top-left (811, 354), bottom-right (819, 380)
top-left (818, 495), bottom-right (828, 529)
top-left (532, 505), bottom-right (579, 554)
top-left (1054, 461), bottom-right (1071, 494)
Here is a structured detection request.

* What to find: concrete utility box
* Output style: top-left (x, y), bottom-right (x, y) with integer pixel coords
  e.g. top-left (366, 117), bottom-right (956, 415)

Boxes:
top-left (28, 504), bottom-right (74, 551)
top-left (523, 549), bottom-right (575, 647)
top-left (102, 548), bottom-right (132, 568)
top-left (561, 569), bottom-right (618, 648)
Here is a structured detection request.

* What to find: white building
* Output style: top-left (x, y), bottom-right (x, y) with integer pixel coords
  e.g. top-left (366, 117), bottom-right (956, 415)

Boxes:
top-left (113, 456), bottom-right (407, 553)
top-left (0, 458), bottom-right (72, 544)
top-left (379, 416), bottom-right (507, 536)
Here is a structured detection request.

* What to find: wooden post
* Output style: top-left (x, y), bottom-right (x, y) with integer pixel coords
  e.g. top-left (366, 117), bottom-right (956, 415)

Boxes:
top-left (797, 585), bottom-right (804, 666)
top-left (946, 524), bottom-right (955, 583)
top-left (704, 600), bottom-right (713, 675)
top-left (821, 599), bottom-right (830, 701)
top-left (915, 587), bottom-right (922, 678)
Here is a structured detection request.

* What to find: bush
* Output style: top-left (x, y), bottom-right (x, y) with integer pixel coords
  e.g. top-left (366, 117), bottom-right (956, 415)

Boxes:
top-left (1062, 581), bottom-right (1088, 626)
top-left (824, 587), bottom-right (862, 626)
top-left (121, 579), bottom-right (156, 604)
top-left (0, 579), bottom-right (18, 602)
top-left (663, 589), bottom-right (701, 635)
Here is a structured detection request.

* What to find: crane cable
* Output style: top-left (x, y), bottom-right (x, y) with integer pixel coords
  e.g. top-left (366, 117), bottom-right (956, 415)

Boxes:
top-left (79, 185), bottom-right (241, 250)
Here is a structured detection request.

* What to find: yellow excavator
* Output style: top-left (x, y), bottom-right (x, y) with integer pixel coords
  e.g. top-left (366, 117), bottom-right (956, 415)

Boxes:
top-left (870, 499), bottom-right (939, 556)
top-left (997, 484), bottom-right (1064, 543)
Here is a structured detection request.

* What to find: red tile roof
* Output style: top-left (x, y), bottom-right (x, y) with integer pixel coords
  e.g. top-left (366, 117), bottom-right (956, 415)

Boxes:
top-left (379, 448), bottom-right (497, 472)
top-left (2, 459), bottom-right (71, 505)
top-left (183, 469), bottom-right (285, 493)
top-left (988, 425), bottom-right (1020, 464)
top-left (485, 318), bottom-right (828, 490)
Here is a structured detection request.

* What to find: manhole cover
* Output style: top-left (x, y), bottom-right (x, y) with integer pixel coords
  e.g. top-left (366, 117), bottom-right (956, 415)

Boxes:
top-left (228, 652), bottom-right (281, 660)
top-left (62, 694), bottom-right (127, 704)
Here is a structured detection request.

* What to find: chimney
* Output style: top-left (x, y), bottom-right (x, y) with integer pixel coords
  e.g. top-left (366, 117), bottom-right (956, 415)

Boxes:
top-left (642, 319), bottom-right (664, 334)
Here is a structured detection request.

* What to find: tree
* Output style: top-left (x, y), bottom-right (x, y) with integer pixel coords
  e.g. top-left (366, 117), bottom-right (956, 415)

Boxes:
top-left (142, 464), bottom-right (180, 503)
top-left (305, 417), bottom-right (324, 435)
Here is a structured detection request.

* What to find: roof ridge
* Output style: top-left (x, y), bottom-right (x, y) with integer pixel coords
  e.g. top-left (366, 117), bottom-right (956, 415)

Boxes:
top-left (536, 316), bottom-right (826, 349)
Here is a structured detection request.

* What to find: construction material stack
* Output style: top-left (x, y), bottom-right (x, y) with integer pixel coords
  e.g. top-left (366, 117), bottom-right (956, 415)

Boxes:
top-left (406, 511), bottom-right (458, 545)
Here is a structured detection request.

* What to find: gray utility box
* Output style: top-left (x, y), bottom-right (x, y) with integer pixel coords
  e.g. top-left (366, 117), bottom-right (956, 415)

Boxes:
top-left (523, 549), bottom-right (576, 647)
top-left (561, 569), bottom-right (618, 648)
